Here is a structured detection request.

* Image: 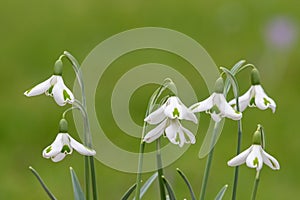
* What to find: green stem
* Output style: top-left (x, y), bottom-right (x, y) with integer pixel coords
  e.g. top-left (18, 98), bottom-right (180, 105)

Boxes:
top-left (64, 51), bottom-right (97, 200)
top-left (251, 171), bottom-right (260, 200)
top-left (156, 138), bottom-right (166, 200)
top-left (199, 122), bottom-right (219, 200)
top-left (85, 156), bottom-right (91, 200)
top-left (134, 141), bottom-right (145, 200)
top-left (231, 120), bottom-right (242, 200)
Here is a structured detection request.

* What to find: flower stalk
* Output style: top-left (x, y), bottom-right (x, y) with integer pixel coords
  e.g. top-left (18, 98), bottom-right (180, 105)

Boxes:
top-left (251, 171), bottom-right (260, 200)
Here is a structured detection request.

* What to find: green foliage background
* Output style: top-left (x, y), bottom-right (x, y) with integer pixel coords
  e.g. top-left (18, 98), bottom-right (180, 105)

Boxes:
top-left (1, 0), bottom-right (299, 199)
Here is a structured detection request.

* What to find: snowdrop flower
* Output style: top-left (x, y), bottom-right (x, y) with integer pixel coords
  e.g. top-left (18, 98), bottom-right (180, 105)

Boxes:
top-left (190, 77), bottom-right (242, 122)
top-left (143, 96), bottom-right (198, 147)
top-left (227, 128), bottom-right (280, 171)
top-left (24, 60), bottom-right (74, 106)
top-left (42, 119), bottom-right (96, 162)
top-left (229, 69), bottom-right (276, 112)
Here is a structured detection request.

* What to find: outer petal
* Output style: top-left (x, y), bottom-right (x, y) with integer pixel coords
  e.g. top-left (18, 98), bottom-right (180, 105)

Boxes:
top-left (42, 133), bottom-right (64, 158)
top-left (51, 153), bottom-right (67, 162)
top-left (68, 134), bottom-right (96, 156)
top-left (228, 86), bottom-right (253, 112)
top-left (254, 85), bottom-right (277, 113)
top-left (246, 145), bottom-right (263, 171)
top-left (217, 94), bottom-right (242, 121)
top-left (189, 93), bottom-right (215, 113)
top-left (144, 104), bottom-right (166, 125)
top-left (227, 146), bottom-right (252, 166)
top-left (24, 75), bottom-right (55, 97)
top-left (261, 149), bottom-right (280, 170)
top-left (180, 126), bottom-right (196, 145)
top-left (52, 76), bottom-right (74, 106)
top-left (165, 120), bottom-right (179, 145)
top-left (177, 99), bottom-right (198, 124)
top-left (143, 119), bottom-right (167, 143)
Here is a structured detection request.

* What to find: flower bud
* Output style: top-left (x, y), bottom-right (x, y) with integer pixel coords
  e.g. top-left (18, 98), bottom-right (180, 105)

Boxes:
top-left (214, 77), bottom-right (224, 94)
top-left (53, 60), bottom-right (63, 76)
top-left (59, 118), bottom-right (68, 133)
top-left (252, 130), bottom-right (262, 145)
top-left (251, 68), bottom-right (261, 85)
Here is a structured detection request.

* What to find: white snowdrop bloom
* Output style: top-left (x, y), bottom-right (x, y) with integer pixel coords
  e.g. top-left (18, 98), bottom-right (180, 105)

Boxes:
top-left (227, 144), bottom-right (280, 171)
top-left (24, 60), bottom-right (74, 106)
top-left (229, 69), bottom-right (276, 112)
top-left (42, 119), bottom-right (95, 162)
top-left (190, 77), bottom-right (242, 122)
top-left (143, 96), bottom-right (198, 147)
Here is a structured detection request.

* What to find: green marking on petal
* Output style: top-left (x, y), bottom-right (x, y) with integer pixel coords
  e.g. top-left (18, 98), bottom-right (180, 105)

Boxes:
top-left (173, 108), bottom-right (180, 117)
top-left (61, 145), bottom-right (71, 154)
top-left (46, 146), bottom-right (52, 153)
top-left (25, 88), bottom-right (33, 94)
top-left (269, 159), bottom-right (276, 168)
top-left (47, 85), bottom-right (54, 95)
top-left (209, 105), bottom-right (220, 114)
top-left (63, 90), bottom-right (71, 101)
top-left (253, 157), bottom-right (259, 166)
top-left (263, 98), bottom-right (270, 106)
top-left (250, 97), bottom-right (256, 106)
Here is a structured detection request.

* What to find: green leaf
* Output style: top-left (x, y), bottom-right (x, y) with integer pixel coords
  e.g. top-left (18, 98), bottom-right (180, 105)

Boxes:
top-left (215, 184), bottom-right (228, 200)
top-left (223, 60), bottom-right (245, 96)
top-left (121, 183), bottom-right (136, 200)
top-left (162, 176), bottom-right (176, 200)
top-left (70, 167), bottom-right (85, 200)
top-left (176, 168), bottom-right (196, 200)
top-left (220, 67), bottom-right (239, 99)
top-left (133, 172), bottom-right (158, 200)
top-left (29, 166), bottom-right (57, 200)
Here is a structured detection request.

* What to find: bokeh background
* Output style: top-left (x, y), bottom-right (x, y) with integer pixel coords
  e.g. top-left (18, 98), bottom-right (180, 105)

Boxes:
top-left (1, 0), bottom-right (299, 199)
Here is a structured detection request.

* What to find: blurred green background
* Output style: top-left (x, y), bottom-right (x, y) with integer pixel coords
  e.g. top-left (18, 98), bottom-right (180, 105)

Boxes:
top-left (1, 0), bottom-right (299, 199)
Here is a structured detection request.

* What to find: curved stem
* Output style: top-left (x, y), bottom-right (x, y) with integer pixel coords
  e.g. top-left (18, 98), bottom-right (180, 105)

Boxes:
top-left (63, 52), bottom-right (97, 200)
top-left (251, 171), bottom-right (260, 200)
top-left (62, 106), bottom-right (79, 119)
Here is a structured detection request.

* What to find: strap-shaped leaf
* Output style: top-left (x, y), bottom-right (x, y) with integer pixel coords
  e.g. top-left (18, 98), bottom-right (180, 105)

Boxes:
top-left (70, 167), bottom-right (85, 200)
top-left (223, 60), bottom-right (245, 96)
top-left (215, 184), bottom-right (228, 200)
top-left (121, 183), bottom-right (136, 200)
top-left (29, 166), bottom-right (57, 200)
top-left (176, 168), bottom-right (196, 200)
top-left (162, 176), bottom-right (176, 200)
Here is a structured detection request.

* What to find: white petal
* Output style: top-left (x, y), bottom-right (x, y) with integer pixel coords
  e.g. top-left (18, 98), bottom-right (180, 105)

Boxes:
top-left (24, 76), bottom-right (55, 97)
top-left (52, 76), bottom-right (74, 106)
top-left (229, 86), bottom-right (253, 112)
top-left (227, 146), bottom-right (252, 166)
top-left (165, 120), bottom-right (179, 145)
top-left (246, 145), bottom-right (263, 171)
top-left (143, 119), bottom-right (167, 143)
top-left (254, 85), bottom-right (277, 113)
top-left (261, 149), bottom-right (280, 170)
top-left (189, 94), bottom-right (215, 113)
top-left (177, 99), bottom-right (198, 123)
top-left (180, 126), bottom-right (196, 145)
top-left (51, 153), bottom-right (67, 162)
top-left (42, 133), bottom-right (64, 158)
top-left (144, 104), bottom-right (166, 125)
top-left (217, 94), bottom-right (242, 121)
top-left (68, 134), bottom-right (96, 156)
top-left (178, 128), bottom-right (187, 147)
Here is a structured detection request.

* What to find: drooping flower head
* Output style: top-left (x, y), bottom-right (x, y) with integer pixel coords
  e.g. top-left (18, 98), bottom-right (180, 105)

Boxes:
top-left (143, 96), bottom-right (198, 147)
top-left (229, 69), bottom-right (276, 113)
top-left (42, 119), bottom-right (96, 162)
top-left (190, 77), bottom-right (242, 122)
top-left (227, 126), bottom-right (280, 171)
top-left (24, 59), bottom-right (74, 106)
